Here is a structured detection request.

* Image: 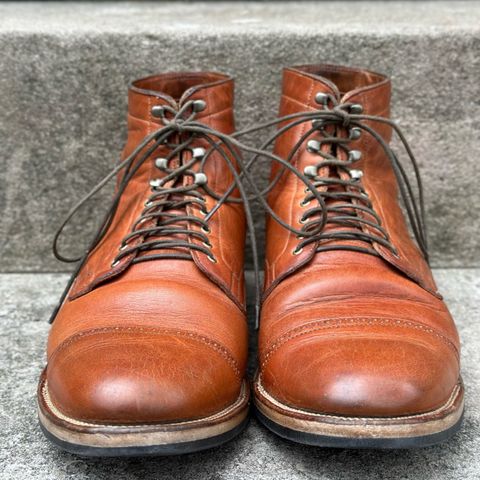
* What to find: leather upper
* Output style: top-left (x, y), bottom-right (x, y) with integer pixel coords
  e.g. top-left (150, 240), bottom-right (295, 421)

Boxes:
top-left (258, 65), bottom-right (460, 418)
top-left (45, 72), bottom-right (248, 424)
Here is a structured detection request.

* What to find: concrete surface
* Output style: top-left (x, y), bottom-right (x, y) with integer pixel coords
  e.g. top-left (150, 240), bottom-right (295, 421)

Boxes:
top-left (0, 268), bottom-right (479, 479)
top-left (0, 2), bottom-right (479, 272)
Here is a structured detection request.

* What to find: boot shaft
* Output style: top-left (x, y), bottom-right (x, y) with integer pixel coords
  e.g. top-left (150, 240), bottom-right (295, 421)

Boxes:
top-left (264, 64), bottom-right (436, 296)
top-left (65, 72), bottom-right (247, 309)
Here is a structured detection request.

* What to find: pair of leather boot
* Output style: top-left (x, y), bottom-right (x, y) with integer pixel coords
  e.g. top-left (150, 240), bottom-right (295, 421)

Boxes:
top-left (38, 65), bottom-right (463, 456)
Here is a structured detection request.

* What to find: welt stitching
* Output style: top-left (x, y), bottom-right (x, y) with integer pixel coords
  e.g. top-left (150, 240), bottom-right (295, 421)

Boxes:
top-left (51, 326), bottom-right (241, 379)
top-left (261, 317), bottom-right (459, 368)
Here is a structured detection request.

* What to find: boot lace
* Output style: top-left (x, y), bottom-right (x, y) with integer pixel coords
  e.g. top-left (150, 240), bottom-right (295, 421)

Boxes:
top-left (51, 99), bottom-right (323, 327)
top-left (51, 94), bottom-right (429, 328)
top-left (245, 92), bottom-right (428, 261)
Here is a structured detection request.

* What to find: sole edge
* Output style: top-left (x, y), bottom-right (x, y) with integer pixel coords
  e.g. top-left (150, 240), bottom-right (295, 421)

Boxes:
top-left (254, 380), bottom-right (464, 449)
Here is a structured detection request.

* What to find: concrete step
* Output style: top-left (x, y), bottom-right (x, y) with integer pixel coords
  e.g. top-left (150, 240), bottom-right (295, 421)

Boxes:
top-left (0, 1), bottom-right (479, 272)
top-left (0, 268), bottom-right (479, 478)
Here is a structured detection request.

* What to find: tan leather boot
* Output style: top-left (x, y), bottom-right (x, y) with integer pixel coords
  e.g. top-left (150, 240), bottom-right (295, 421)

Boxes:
top-left (38, 72), bottom-right (250, 456)
top-left (254, 65), bottom-right (463, 448)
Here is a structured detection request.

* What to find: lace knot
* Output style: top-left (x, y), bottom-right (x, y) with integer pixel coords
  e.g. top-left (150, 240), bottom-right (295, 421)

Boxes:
top-left (332, 105), bottom-right (352, 128)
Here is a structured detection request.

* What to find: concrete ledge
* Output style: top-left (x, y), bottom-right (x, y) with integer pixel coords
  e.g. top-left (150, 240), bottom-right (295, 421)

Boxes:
top-left (0, 2), bottom-right (479, 271)
top-left (0, 269), bottom-right (479, 478)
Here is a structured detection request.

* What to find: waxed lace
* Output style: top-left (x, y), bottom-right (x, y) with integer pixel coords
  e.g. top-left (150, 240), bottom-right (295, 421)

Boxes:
top-left (51, 95), bottom-right (428, 327)
top-left (51, 99), bottom-right (329, 327)
top-left (242, 92), bottom-right (428, 261)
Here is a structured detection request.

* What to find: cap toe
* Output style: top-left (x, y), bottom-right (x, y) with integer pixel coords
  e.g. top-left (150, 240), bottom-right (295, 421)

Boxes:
top-left (261, 320), bottom-right (459, 417)
top-left (46, 327), bottom-right (241, 424)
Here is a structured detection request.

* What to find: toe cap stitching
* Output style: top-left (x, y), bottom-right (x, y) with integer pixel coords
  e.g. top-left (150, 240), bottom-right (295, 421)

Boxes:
top-left (261, 317), bottom-right (459, 369)
top-left (49, 326), bottom-right (242, 380)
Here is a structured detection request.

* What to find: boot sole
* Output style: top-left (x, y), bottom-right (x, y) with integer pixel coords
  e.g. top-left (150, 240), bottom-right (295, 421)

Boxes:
top-left (37, 371), bottom-right (250, 457)
top-left (254, 377), bottom-right (464, 449)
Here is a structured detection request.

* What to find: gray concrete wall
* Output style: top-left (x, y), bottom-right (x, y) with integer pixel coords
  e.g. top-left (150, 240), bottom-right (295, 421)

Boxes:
top-left (1, 1), bottom-right (479, 271)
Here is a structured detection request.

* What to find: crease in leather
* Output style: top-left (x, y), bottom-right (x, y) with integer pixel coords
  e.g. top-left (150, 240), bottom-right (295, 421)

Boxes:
top-left (49, 326), bottom-right (242, 380)
top-left (260, 317), bottom-right (460, 367)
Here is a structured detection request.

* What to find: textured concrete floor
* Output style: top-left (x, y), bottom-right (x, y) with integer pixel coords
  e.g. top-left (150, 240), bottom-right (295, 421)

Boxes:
top-left (0, 269), bottom-right (479, 479)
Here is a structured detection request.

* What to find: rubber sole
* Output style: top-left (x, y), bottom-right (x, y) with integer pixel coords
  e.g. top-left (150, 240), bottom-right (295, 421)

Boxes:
top-left (254, 379), bottom-right (464, 449)
top-left (38, 373), bottom-right (250, 457)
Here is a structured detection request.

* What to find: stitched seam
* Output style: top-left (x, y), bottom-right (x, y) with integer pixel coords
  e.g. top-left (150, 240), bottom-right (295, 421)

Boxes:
top-left (280, 93), bottom-right (318, 111)
top-left (43, 380), bottom-right (247, 428)
top-left (261, 317), bottom-right (459, 368)
top-left (256, 378), bottom-right (462, 422)
top-left (51, 326), bottom-right (241, 380)
top-left (271, 80), bottom-right (315, 271)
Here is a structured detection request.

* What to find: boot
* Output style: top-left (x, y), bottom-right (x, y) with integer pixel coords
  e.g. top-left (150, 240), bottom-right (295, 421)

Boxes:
top-left (38, 72), bottom-right (250, 456)
top-left (254, 64), bottom-right (463, 448)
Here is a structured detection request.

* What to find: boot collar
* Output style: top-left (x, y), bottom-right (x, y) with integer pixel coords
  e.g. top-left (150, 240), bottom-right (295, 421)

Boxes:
top-left (128, 71), bottom-right (234, 124)
top-left (282, 64), bottom-right (391, 116)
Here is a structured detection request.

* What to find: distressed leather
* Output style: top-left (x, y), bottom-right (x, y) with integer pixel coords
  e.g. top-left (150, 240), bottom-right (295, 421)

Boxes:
top-left (258, 65), bottom-right (461, 417)
top-left (44, 72), bottom-right (248, 424)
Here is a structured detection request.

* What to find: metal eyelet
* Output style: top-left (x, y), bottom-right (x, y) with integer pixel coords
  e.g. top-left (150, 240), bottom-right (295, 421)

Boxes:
top-left (315, 92), bottom-right (329, 106)
top-left (150, 178), bottom-right (162, 188)
top-left (151, 105), bottom-right (164, 118)
top-left (111, 260), bottom-right (120, 267)
top-left (192, 147), bottom-right (205, 159)
top-left (201, 226), bottom-right (211, 234)
top-left (306, 139), bottom-right (320, 153)
top-left (119, 244), bottom-right (128, 251)
top-left (207, 254), bottom-right (217, 263)
top-left (349, 127), bottom-right (362, 140)
top-left (202, 241), bottom-right (212, 248)
top-left (144, 200), bottom-right (153, 208)
top-left (348, 150), bottom-right (362, 162)
top-left (350, 104), bottom-right (363, 114)
top-left (349, 169), bottom-right (363, 181)
top-left (299, 217), bottom-right (308, 224)
top-left (300, 199), bottom-right (311, 207)
top-left (155, 157), bottom-right (168, 170)
top-left (194, 173), bottom-right (208, 186)
top-left (193, 100), bottom-right (207, 112)
top-left (292, 247), bottom-right (303, 256)
top-left (303, 165), bottom-right (318, 178)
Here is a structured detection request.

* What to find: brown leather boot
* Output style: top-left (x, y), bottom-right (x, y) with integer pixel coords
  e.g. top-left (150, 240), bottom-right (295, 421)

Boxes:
top-left (254, 64), bottom-right (463, 448)
top-left (38, 72), bottom-right (251, 456)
